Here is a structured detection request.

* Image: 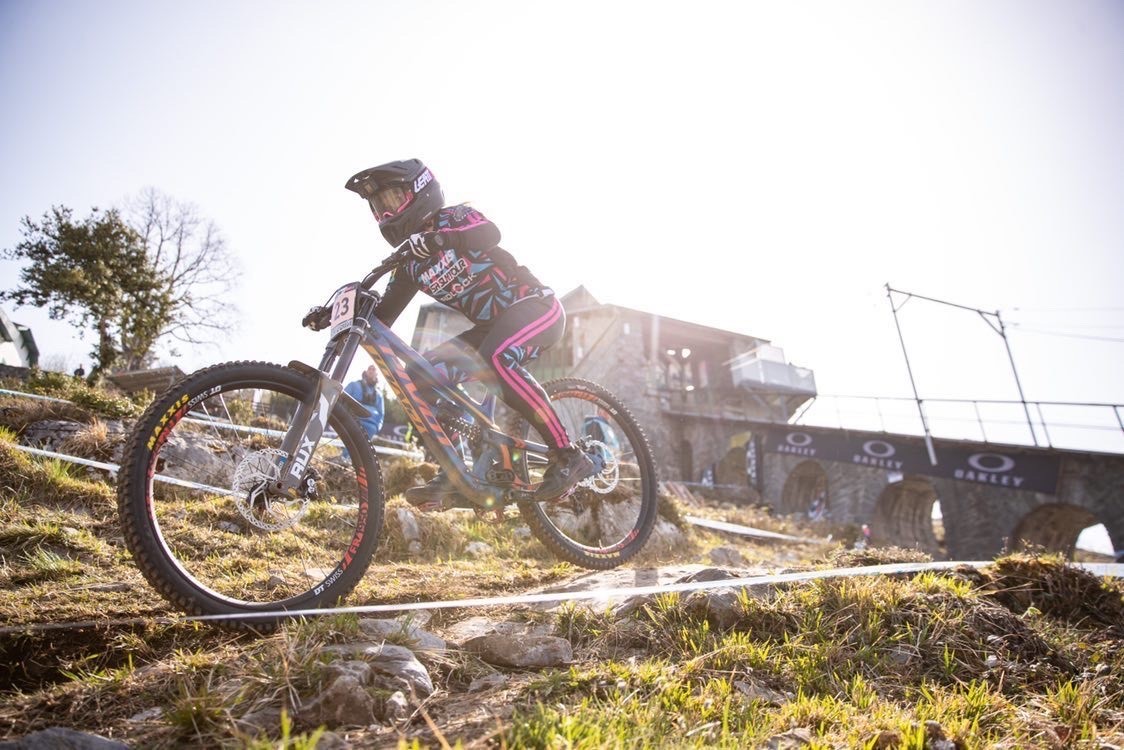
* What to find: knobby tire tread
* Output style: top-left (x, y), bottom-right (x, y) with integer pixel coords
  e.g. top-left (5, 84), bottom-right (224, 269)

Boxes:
top-left (517, 377), bottom-right (659, 569)
top-left (116, 361), bottom-right (385, 631)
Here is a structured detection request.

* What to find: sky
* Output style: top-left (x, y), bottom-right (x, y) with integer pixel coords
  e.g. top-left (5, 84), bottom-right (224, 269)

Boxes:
top-left (2, 0), bottom-right (1123, 452)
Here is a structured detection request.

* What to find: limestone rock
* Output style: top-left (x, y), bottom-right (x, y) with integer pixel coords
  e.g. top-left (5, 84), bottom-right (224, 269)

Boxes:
top-left (468, 673), bottom-right (509, 692)
top-left (154, 431), bottom-right (243, 486)
top-left (324, 642), bottom-right (434, 697)
top-left (324, 659), bottom-right (373, 685)
top-left (708, 546), bottom-right (747, 567)
top-left (464, 541), bottom-right (492, 558)
top-left (732, 680), bottom-right (787, 706)
top-left (463, 632), bottom-right (572, 668)
top-left (684, 587), bottom-right (742, 630)
top-left (234, 705), bottom-right (283, 735)
top-left (764, 727), bottom-right (813, 749)
top-left (20, 420), bottom-right (84, 450)
top-left (442, 616), bottom-right (553, 646)
top-left (0, 728), bottom-right (129, 750)
top-left (298, 674), bottom-right (375, 728)
top-left (359, 618), bottom-right (446, 651)
top-left (313, 732), bottom-right (352, 750)
top-left (675, 567), bottom-right (742, 584)
top-left (382, 691), bottom-right (410, 722)
top-left (395, 507), bottom-right (423, 557)
top-left (610, 594), bottom-right (656, 620)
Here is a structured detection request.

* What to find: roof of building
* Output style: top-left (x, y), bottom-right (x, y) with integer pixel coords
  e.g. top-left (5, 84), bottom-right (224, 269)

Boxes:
top-left (559, 286), bottom-right (771, 346)
top-left (107, 366), bottom-right (186, 394)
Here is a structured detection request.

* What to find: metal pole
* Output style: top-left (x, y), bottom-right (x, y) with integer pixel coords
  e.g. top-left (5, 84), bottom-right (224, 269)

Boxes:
top-left (886, 284), bottom-right (939, 465)
top-left (1035, 402), bottom-right (1052, 448)
top-left (972, 400), bottom-right (988, 443)
top-left (995, 311), bottom-right (1039, 446)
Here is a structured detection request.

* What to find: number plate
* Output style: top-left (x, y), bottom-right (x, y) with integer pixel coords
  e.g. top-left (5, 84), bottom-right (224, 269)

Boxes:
top-left (328, 284), bottom-right (358, 337)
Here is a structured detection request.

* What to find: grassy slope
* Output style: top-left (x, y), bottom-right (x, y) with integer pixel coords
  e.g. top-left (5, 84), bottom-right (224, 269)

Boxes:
top-left (0, 386), bottom-right (1122, 748)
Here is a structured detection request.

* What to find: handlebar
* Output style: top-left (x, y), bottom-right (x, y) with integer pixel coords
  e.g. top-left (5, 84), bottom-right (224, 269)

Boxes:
top-left (360, 241), bottom-right (412, 290)
top-left (303, 241), bottom-right (412, 331)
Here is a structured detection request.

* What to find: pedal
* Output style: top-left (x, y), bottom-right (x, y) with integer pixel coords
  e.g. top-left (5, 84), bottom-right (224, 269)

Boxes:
top-left (486, 468), bottom-right (516, 484)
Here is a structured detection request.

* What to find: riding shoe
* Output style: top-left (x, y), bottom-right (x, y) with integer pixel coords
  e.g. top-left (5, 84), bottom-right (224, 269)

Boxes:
top-left (535, 445), bottom-right (598, 500)
top-left (405, 471), bottom-right (460, 507)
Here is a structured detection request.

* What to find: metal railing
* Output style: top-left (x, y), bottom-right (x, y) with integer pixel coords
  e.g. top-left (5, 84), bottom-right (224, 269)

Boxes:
top-left (792, 394), bottom-right (1124, 454)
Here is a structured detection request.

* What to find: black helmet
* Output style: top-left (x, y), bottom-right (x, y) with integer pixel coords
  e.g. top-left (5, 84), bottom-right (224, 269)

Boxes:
top-left (344, 159), bottom-right (445, 245)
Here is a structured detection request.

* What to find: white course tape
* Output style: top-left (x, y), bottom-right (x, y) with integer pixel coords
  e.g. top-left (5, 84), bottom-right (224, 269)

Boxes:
top-left (685, 515), bottom-right (820, 544)
top-left (3, 561), bottom-right (1122, 635)
top-left (0, 387), bottom-right (422, 460)
top-left (189, 560), bottom-right (1124, 624)
top-left (0, 388), bottom-right (72, 404)
top-left (11, 444), bottom-right (119, 474)
top-left (9, 444), bottom-right (240, 496)
top-left (181, 416), bottom-right (422, 459)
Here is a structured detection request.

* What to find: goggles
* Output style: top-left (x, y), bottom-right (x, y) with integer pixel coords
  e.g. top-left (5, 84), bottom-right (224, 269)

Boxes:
top-left (368, 186), bottom-right (414, 224)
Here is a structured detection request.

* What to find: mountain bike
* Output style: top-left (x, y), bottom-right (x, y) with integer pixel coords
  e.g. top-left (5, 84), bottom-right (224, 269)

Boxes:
top-left (116, 245), bottom-right (658, 623)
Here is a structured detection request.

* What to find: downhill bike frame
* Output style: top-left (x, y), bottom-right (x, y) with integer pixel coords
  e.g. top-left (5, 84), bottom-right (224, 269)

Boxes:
top-left (270, 249), bottom-right (554, 509)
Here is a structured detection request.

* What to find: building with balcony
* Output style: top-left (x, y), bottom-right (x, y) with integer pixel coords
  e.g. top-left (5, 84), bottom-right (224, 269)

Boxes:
top-left (411, 287), bottom-right (816, 483)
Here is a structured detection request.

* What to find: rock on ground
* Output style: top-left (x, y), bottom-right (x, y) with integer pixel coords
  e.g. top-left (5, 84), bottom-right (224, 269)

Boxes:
top-left (323, 642), bottom-right (434, 698)
top-left (0, 728), bottom-right (129, 750)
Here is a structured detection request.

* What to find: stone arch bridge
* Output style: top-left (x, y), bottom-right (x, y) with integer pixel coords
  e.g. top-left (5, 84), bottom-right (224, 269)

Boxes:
top-left (724, 422), bottom-right (1123, 560)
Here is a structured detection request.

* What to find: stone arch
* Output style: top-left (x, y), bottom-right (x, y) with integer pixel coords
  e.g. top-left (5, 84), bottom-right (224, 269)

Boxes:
top-left (780, 460), bottom-right (828, 515)
top-left (871, 477), bottom-right (943, 556)
top-left (1011, 503), bottom-right (1100, 558)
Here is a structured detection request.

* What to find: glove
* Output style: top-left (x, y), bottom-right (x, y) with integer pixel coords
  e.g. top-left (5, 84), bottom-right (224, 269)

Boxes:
top-left (302, 306), bottom-right (330, 331)
top-left (405, 232), bottom-right (444, 259)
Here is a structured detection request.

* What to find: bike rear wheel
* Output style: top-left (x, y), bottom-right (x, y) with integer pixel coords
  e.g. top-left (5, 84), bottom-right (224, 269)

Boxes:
top-left (116, 361), bottom-right (384, 626)
top-left (514, 378), bottom-right (658, 569)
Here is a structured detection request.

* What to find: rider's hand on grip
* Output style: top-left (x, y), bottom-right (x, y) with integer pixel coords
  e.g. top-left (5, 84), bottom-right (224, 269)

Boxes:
top-left (405, 232), bottom-right (444, 259)
top-left (302, 305), bottom-right (331, 331)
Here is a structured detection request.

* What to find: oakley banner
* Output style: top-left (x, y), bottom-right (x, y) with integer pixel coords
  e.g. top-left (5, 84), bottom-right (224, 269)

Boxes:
top-left (761, 427), bottom-right (1060, 495)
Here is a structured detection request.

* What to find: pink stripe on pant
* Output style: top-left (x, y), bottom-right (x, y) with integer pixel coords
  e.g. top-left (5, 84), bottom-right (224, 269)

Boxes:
top-left (492, 297), bottom-right (569, 448)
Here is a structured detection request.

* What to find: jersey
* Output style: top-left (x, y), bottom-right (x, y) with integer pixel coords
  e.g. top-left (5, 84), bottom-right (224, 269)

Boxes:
top-left (375, 205), bottom-right (549, 326)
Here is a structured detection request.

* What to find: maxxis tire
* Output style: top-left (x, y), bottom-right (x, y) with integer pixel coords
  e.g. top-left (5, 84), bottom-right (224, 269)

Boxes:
top-left (517, 377), bottom-right (658, 569)
top-left (116, 361), bottom-right (385, 629)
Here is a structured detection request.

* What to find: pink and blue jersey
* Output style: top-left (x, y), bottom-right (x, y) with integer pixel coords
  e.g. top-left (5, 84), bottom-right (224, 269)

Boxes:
top-left (374, 204), bottom-right (571, 449)
top-left (376, 205), bottom-right (549, 326)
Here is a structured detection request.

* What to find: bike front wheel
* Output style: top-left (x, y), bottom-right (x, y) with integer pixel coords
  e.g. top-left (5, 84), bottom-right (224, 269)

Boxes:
top-left (116, 361), bottom-right (385, 626)
top-left (514, 378), bottom-right (658, 569)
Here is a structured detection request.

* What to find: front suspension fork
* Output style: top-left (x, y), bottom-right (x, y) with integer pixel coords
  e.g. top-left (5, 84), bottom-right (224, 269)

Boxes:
top-left (268, 367), bottom-right (345, 497)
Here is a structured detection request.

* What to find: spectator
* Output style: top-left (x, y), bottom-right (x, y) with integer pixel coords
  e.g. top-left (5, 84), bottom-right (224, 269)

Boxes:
top-left (344, 365), bottom-right (385, 449)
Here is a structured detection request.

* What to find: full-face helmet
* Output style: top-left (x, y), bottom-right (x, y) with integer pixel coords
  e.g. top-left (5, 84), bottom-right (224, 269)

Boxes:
top-left (344, 159), bottom-right (444, 245)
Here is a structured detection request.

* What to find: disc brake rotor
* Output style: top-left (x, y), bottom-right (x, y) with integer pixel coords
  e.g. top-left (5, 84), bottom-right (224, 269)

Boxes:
top-left (577, 440), bottom-right (618, 494)
top-left (232, 448), bottom-right (310, 531)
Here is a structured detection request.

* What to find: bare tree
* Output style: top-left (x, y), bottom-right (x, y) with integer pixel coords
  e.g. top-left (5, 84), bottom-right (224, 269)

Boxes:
top-left (122, 188), bottom-right (239, 368)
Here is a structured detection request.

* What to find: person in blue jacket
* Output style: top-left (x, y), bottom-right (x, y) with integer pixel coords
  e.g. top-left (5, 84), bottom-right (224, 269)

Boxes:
top-left (344, 365), bottom-right (385, 448)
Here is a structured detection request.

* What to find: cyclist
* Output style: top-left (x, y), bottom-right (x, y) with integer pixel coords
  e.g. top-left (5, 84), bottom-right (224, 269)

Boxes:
top-left (345, 159), bottom-right (596, 503)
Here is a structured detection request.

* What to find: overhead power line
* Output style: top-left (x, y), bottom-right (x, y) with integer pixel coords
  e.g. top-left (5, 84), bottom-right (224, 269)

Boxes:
top-left (1008, 325), bottom-right (1124, 344)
